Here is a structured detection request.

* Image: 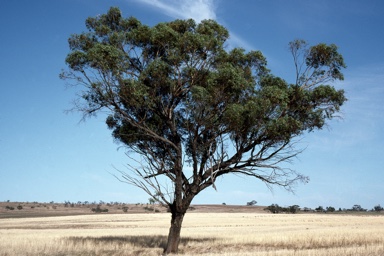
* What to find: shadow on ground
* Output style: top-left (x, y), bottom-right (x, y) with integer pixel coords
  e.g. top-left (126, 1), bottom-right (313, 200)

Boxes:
top-left (66, 235), bottom-right (217, 249)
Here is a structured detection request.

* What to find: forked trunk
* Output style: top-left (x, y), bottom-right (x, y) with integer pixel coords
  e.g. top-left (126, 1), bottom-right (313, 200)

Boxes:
top-left (163, 210), bottom-right (185, 254)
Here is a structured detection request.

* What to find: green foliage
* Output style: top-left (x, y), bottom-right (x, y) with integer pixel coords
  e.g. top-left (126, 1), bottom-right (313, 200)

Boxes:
top-left (289, 39), bottom-right (346, 88)
top-left (62, 9), bottom-right (345, 166)
top-left (307, 43), bottom-right (345, 79)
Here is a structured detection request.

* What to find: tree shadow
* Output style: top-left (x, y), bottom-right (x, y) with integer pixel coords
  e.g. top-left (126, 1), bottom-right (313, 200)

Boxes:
top-left (66, 235), bottom-right (217, 249)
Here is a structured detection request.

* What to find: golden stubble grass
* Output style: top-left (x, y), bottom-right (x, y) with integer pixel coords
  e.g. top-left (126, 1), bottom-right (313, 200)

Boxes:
top-left (1, 212), bottom-right (384, 255)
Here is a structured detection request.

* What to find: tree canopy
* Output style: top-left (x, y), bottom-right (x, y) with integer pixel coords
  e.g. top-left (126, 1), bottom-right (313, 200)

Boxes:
top-left (61, 7), bottom-right (346, 254)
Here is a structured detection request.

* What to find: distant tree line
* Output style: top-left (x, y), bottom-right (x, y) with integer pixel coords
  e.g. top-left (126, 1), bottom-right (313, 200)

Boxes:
top-left (3, 201), bottom-right (383, 214)
top-left (264, 204), bottom-right (384, 214)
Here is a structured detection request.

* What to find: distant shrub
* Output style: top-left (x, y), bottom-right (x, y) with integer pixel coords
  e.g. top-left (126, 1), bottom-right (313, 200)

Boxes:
top-left (264, 204), bottom-right (299, 214)
top-left (350, 204), bottom-right (366, 212)
top-left (144, 206), bottom-right (154, 212)
top-left (373, 204), bottom-right (383, 212)
top-left (91, 205), bottom-right (109, 213)
top-left (148, 198), bottom-right (155, 205)
top-left (264, 204), bottom-right (281, 214)
top-left (6, 206), bottom-right (15, 210)
top-left (288, 205), bottom-right (300, 213)
top-left (122, 206), bottom-right (129, 213)
top-left (17, 205), bottom-right (23, 210)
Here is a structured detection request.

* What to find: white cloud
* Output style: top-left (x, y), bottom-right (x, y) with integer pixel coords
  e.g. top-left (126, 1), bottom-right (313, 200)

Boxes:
top-left (133, 0), bottom-right (256, 50)
top-left (226, 33), bottom-right (256, 50)
top-left (138, 0), bottom-right (216, 22)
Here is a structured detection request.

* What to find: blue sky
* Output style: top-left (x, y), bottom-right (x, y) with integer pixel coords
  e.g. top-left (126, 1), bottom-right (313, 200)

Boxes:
top-left (1, 0), bottom-right (383, 209)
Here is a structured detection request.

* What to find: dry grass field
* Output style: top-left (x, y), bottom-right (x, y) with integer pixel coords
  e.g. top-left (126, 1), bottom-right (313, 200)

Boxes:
top-left (1, 204), bottom-right (384, 256)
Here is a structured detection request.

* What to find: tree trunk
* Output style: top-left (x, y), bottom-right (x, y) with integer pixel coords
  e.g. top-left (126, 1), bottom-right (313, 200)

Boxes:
top-left (163, 210), bottom-right (185, 254)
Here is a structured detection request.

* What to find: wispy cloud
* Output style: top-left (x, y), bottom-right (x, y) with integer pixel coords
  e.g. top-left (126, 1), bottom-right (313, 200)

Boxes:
top-left (137, 0), bottom-right (216, 22)
top-left (226, 33), bottom-right (255, 50)
top-left (133, 0), bottom-right (255, 50)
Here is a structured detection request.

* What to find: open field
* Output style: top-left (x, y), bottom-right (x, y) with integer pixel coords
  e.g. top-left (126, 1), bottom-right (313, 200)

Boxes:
top-left (1, 209), bottom-right (384, 255)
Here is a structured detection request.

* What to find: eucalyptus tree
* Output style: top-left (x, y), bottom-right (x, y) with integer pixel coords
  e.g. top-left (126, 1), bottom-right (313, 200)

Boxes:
top-left (61, 7), bottom-right (346, 254)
